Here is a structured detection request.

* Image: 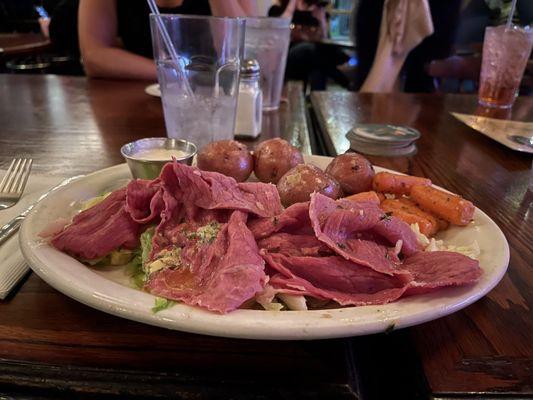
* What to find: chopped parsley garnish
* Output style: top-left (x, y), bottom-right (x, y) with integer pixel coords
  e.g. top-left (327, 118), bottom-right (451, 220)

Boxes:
top-left (187, 222), bottom-right (221, 244)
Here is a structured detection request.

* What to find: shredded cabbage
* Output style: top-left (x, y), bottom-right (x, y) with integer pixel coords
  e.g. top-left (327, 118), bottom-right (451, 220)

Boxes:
top-left (410, 223), bottom-right (480, 260)
top-left (278, 294), bottom-right (308, 311)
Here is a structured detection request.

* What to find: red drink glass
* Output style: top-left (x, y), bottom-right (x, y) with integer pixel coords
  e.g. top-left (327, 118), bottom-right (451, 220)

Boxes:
top-left (478, 25), bottom-right (533, 109)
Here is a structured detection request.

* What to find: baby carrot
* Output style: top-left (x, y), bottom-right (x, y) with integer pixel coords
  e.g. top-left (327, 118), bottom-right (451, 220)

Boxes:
top-left (381, 199), bottom-right (438, 236)
top-left (410, 185), bottom-right (475, 226)
top-left (372, 172), bottom-right (431, 196)
top-left (344, 191), bottom-right (383, 205)
top-left (396, 197), bottom-right (442, 233)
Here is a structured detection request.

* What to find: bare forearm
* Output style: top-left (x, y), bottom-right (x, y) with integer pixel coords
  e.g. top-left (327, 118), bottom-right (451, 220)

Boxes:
top-left (83, 47), bottom-right (157, 80)
top-left (209, 0), bottom-right (258, 17)
top-left (282, 0), bottom-right (297, 18)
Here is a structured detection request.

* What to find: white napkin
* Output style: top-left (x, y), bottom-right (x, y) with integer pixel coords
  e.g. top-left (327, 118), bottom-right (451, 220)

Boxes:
top-left (0, 171), bottom-right (65, 299)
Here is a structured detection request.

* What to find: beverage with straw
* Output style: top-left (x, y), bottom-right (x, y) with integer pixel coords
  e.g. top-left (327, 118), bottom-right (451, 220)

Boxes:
top-left (478, 0), bottom-right (533, 108)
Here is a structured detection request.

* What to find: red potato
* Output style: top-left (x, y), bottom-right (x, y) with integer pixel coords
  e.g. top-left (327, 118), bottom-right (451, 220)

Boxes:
top-left (253, 138), bottom-right (304, 184)
top-left (325, 153), bottom-right (375, 195)
top-left (197, 140), bottom-right (253, 182)
top-left (372, 172), bottom-right (432, 196)
top-left (410, 185), bottom-right (475, 226)
top-left (277, 164), bottom-right (342, 207)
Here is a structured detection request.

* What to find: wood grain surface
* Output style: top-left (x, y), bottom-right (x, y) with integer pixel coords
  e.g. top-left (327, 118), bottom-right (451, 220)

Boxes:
top-left (0, 75), bottom-right (351, 400)
top-left (311, 91), bottom-right (533, 399)
top-left (0, 33), bottom-right (51, 58)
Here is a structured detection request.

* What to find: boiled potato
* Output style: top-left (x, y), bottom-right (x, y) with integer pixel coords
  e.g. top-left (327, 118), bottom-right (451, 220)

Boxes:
top-left (325, 153), bottom-right (374, 195)
top-left (197, 140), bottom-right (253, 182)
top-left (253, 138), bottom-right (304, 184)
top-left (277, 164), bottom-right (342, 207)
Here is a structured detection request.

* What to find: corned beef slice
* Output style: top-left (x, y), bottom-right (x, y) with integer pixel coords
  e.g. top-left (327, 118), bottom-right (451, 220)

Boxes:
top-left (309, 193), bottom-right (412, 276)
top-left (125, 178), bottom-right (164, 224)
top-left (263, 253), bottom-right (408, 306)
top-left (165, 162), bottom-right (282, 218)
top-left (258, 233), bottom-right (331, 257)
top-left (371, 217), bottom-right (421, 256)
top-left (249, 201), bottom-right (312, 240)
top-left (145, 211), bottom-right (267, 313)
top-left (403, 251), bottom-right (482, 294)
top-left (51, 188), bottom-right (140, 259)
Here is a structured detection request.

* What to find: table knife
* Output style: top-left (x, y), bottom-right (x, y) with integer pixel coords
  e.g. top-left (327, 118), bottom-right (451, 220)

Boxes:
top-left (0, 176), bottom-right (81, 247)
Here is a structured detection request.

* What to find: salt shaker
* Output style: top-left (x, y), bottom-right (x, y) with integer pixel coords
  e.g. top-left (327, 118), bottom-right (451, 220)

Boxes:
top-left (234, 59), bottom-right (262, 138)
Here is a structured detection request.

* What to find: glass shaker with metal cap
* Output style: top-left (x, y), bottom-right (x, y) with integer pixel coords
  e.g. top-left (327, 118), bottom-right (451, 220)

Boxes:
top-left (234, 58), bottom-right (262, 138)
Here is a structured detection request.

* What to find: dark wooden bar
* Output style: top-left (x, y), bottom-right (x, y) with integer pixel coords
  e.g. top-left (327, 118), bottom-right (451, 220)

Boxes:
top-left (311, 91), bottom-right (533, 399)
top-left (0, 75), bottom-right (532, 399)
top-left (0, 75), bottom-right (352, 400)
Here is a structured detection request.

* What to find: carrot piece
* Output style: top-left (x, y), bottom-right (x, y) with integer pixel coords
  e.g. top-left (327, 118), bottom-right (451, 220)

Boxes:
top-left (372, 172), bottom-right (432, 196)
top-left (397, 198), bottom-right (441, 231)
top-left (410, 185), bottom-right (475, 226)
top-left (380, 199), bottom-right (438, 236)
top-left (344, 191), bottom-right (382, 205)
top-left (398, 198), bottom-right (450, 231)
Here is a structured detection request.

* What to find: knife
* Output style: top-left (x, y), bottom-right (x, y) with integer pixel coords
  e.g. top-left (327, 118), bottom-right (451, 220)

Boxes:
top-left (0, 176), bottom-right (82, 247)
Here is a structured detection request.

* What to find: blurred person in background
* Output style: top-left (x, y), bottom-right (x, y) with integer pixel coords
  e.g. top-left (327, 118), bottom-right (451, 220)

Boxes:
top-left (78, 0), bottom-right (257, 80)
top-left (456, 0), bottom-right (533, 46)
top-left (269, 0), bottom-right (350, 90)
top-left (354, 0), bottom-right (462, 92)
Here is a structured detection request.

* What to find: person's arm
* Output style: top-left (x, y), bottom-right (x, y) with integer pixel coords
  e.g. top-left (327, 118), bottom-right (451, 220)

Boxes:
top-left (78, 0), bottom-right (157, 80)
top-left (209, 0), bottom-right (258, 17)
top-left (311, 6), bottom-right (328, 38)
top-left (281, 0), bottom-right (298, 19)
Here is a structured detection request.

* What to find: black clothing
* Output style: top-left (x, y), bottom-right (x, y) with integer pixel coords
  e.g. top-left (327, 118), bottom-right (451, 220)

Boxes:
top-left (49, 0), bottom-right (80, 56)
top-left (116, 0), bottom-right (211, 58)
top-left (268, 4), bottom-right (349, 90)
top-left (268, 5), bottom-right (320, 26)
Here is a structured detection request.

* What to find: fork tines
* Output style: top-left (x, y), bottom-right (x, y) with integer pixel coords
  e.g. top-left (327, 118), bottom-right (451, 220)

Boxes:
top-left (0, 158), bottom-right (33, 194)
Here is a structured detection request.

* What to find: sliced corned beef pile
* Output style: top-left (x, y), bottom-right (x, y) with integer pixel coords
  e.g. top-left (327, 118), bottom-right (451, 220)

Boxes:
top-left (51, 188), bottom-right (140, 260)
top-left (145, 211), bottom-right (267, 314)
top-left (50, 160), bottom-right (482, 313)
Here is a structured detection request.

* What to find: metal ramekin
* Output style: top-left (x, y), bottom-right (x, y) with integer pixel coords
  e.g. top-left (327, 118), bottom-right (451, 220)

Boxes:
top-left (120, 138), bottom-right (197, 180)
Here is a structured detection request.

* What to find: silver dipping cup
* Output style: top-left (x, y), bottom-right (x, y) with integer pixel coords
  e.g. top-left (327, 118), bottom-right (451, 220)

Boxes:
top-left (121, 138), bottom-right (197, 180)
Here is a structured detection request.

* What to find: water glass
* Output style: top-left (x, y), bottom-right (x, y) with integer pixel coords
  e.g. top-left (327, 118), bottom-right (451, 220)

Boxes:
top-left (150, 15), bottom-right (245, 150)
top-left (244, 17), bottom-right (291, 111)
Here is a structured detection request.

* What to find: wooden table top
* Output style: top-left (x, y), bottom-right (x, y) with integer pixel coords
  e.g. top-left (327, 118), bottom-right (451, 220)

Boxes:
top-left (1, 74), bottom-right (532, 399)
top-left (0, 75), bottom-right (348, 400)
top-left (0, 33), bottom-right (51, 56)
top-left (311, 91), bottom-right (533, 399)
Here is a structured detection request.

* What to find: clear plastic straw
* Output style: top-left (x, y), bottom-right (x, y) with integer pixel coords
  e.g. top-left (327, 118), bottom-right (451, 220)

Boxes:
top-left (506, 0), bottom-right (518, 29)
top-left (146, 0), bottom-right (194, 98)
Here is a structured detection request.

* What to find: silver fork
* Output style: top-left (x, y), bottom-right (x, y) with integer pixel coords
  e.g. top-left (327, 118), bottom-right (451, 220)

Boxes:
top-left (0, 158), bottom-right (33, 210)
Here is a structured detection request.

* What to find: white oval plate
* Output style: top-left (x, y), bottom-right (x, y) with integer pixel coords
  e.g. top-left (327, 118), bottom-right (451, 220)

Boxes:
top-left (19, 155), bottom-right (509, 340)
top-left (144, 84), bottom-right (161, 97)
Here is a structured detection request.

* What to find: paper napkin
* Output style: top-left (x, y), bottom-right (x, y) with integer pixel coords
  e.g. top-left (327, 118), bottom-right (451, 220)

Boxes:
top-left (451, 113), bottom-right (533, 154)
top-left (0, 171), bottom-right (64, 299)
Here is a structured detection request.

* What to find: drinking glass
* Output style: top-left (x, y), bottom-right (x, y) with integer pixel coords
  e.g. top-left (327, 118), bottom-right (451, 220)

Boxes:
top-left (478, 25), bottom-right (533, 109)
top-left (244, 17), bottom-right (291, 111)
top-left (150, 15), bottom-right (245, 150)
